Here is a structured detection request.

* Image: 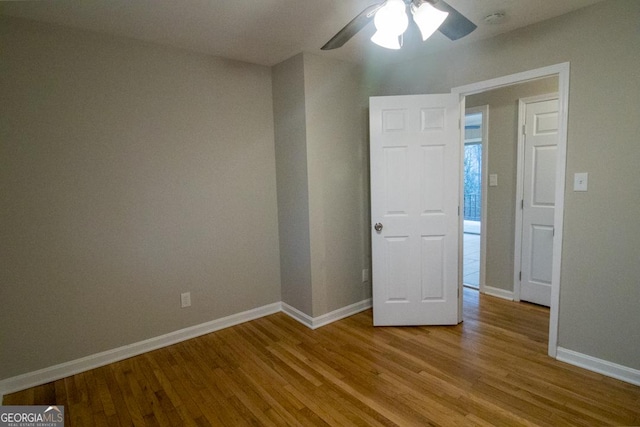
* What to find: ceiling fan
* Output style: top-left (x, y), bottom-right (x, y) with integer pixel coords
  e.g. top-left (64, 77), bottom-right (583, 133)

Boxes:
top-left (321, 0), bottom-right (477, 50)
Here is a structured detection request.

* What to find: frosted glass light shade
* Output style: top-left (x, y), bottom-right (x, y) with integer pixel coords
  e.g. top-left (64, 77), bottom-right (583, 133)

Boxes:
top-left (373, 0), bottom-right (408, 36)
top-left (412, 2), bottom-right (449, 41)
top-left (371, 31), bottom-right (402, 49)
top-left (371, 0), bottom-right (408, 49)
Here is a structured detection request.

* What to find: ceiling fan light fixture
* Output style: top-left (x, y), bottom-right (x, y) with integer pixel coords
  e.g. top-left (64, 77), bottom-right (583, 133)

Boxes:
top-left (372, 0), bottom-right (409, 36)
top-left (321, 0), bottom-right (476, 51)
top-left (371, 30), bottom-right (402, 49)
top-left (412, 1), bottom-right (449, 41)
top-left (371, 0), bottom-right (408, 49)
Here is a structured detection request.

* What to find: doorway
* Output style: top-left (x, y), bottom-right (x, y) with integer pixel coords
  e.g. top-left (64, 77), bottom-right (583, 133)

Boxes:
top-left (453, 63), bottom-right (569, 357)
top-left (463, 107), bottom-right (487, 292)
top-left (463, 77), bottom-right (558, 304)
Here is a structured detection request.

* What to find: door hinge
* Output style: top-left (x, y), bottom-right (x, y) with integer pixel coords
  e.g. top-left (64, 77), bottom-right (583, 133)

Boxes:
top-left (521, 199), bottom-right (524, 209)
top-left (519, 271), bottom-right (522, 281)
top-left (458, 206), bottom-right (460, 216)
top-left (522, 124), bottom-right (526, 135)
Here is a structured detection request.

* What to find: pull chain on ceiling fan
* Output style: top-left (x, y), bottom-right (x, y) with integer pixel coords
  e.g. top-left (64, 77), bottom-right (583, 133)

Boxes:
top-left (321, 0), bottom-right (476, 51)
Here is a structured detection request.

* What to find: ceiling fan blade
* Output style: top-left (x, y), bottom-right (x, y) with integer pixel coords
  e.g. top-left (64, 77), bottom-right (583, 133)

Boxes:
top-left (321, 3), bottom-right (384, 50)
top-left (433, 0), bottom-right (477, 41)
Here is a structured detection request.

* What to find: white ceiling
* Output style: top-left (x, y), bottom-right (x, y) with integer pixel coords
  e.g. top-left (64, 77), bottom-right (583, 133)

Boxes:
top-left (2, 0), bottom-right (606, 67)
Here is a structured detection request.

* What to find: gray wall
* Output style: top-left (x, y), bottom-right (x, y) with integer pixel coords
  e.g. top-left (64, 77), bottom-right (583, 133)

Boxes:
top-left (467, 77), bottom-right (558, 292)
top-left (367, 0), bottom-right (640, 370)
top-left (0, 16), bottom-right (282, 380)
top-left (272, 54), bottom-right (313, 315)
top-left (303, 54), bottom-right (371, 316)
top-left (273, 53), bottom-right (371, 318)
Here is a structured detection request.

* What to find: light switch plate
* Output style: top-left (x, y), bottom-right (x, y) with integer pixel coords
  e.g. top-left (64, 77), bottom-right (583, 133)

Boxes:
top-left (489, 174), bottom-right (498, 187)
top-left (574, 172), bottom-right (588, 192)
top-left (181, 292), bottom-right (191, 308)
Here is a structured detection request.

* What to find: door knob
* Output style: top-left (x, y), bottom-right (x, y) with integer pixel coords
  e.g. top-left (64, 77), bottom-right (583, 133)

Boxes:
top-left (374, 223), bottom-right (383, 232)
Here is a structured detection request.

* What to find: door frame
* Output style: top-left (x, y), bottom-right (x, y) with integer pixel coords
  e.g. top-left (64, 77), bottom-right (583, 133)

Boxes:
top-left (452, 62), bottom-right (570, 358)
top-left (463, 105), bottom-right (489, 295)
top-left (513, 92), bottom-right (559, 303)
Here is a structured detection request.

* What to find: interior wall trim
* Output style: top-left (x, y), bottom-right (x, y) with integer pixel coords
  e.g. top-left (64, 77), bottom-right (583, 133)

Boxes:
top-left (3, 299), bottom-right (636, 398)
top-left (312, 298), bottom-right (373, 329)
top-left (1, 298), bottom-right (372, 399)
top-left (280, 302), bottom-right (315, 329)
top-left (0, 302), bottom-right (282, 399)
top-left (556, 347), bottom-right (640, 387)
top-left (482, 286), bottom-right (514, 301)
top-left (282, 298), bottom-right (372, 330)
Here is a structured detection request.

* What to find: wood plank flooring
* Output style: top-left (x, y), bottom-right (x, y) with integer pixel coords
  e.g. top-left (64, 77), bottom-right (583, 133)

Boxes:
top-left (4, 288), bottom-right (640, 426)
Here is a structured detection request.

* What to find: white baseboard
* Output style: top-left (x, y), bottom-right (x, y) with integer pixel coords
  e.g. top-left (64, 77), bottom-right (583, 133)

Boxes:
top-left (312, 299), bottom-right (372, 329)
top-left (281, 302), bottom-right (314, 329)
top-left (0, 302), bottom-right (281, 399)
top-left (1, 298), bottom-right (373, 399)
top-left (281, 298), bottom-right (372, 330)
top-left (482, 286), bottom-right (514, 301)
top-left (5, 300), bottom-right (637, 401)
top-left (556, 347), bottom-right (640, 387)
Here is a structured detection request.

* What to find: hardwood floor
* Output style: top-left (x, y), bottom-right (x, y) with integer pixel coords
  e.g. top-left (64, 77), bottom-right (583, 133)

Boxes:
top-left (4, 288), bottom-right (640, 426)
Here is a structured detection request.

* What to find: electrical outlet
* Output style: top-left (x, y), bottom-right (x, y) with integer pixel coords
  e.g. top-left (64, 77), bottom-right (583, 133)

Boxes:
top-left (574, 172), bottom-right (588, 191)
top-left (181, 292), bottom-right (191, 308)
top-left (362, 269), bottom-right (370, 283)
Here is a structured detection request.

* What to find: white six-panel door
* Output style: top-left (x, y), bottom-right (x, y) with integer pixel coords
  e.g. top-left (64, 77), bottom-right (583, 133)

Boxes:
top-left (519, 96), bottom-right (559, 307)
top-left (370, 94), bottom-right (461, 326)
